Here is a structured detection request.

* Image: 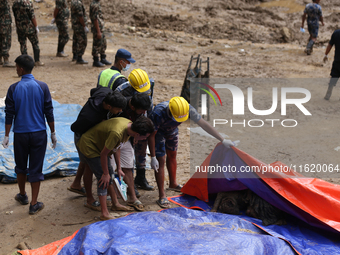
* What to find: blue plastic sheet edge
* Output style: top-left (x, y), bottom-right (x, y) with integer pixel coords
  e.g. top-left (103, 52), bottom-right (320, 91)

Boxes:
top-left (0, 100), bottom-right (81, 183)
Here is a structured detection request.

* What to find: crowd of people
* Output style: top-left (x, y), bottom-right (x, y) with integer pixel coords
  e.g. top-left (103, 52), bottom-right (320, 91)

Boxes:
top-left (0, 0), bottom-right (110, 67)
top-left (2, 48), bottom-right (237, 220)
top-left (1, 0), bottom-right (340, 220)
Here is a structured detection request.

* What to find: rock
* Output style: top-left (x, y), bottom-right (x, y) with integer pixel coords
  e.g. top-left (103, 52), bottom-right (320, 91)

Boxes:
top-left (16, 242), bottom-right (27, 250)
top-left (177, 37), bottom-right (185, 43)
top-left (198, 41), bottom-right (209, 46)
top-left (127, 26), bottom-right (136, 32)
top-left (281, 27), bottom-right (291, 42)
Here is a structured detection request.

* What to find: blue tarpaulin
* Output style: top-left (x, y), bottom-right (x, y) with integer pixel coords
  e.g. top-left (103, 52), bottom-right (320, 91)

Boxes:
top-left (59, 207), bottom-right (300, 255)
top-left (0, 100), bottom-right (81, 183)
top-left (169, 195), bottom-right (340, 254)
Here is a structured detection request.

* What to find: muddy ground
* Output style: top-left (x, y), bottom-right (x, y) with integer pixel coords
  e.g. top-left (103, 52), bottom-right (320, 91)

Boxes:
top-left (1, 0), bottom-right (340, 253)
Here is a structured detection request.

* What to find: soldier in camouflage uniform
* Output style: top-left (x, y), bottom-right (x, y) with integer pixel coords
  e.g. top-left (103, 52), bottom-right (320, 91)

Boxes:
top-left (71, 0), bottom-right (88, 64)
top-left (12, 0), bottom-right (44, 66)
top-left (51, 0), bottom-right (70, 57)
top-left (90, 0), bottom-right (111, 67)
top-left (0, 0), bottom-right (15, 67)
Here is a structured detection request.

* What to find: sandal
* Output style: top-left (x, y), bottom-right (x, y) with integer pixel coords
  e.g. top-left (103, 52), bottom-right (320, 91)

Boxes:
top-left (67, 187), bottom-right (86, 196)
top-left (84, 201), bottom-right (101, 212)
top-left (156, 198), bottom-right (171, 209)
top-left (166, 185), bottom-right (183, 193)
top-left (127, 200), bottom-right (145, 211)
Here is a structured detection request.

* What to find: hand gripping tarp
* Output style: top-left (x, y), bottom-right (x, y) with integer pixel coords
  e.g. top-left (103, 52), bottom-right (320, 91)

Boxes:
top-left (0, 100), bottom-right (81, 183)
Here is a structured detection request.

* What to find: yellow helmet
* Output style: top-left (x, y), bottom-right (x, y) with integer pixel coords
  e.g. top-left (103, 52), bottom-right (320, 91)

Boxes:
top-left (169, 97), bottom-right (189, 122)
top-left (128, 69), bottom-right (150, 93)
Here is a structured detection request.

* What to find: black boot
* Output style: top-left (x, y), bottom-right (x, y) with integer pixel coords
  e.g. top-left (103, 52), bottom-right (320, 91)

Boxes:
top-left (93, 56), bottom-right (105, 67)
top-left (72, 54), bottom-right (78, 62)
top-left (135, 168), bottom-right (154, 190)
top-left (100, 54), bottom-right (112, 65)
top-left (76, 56), bottom-right (88, 64)
top-left (305, 40), bottom-right (314, 55)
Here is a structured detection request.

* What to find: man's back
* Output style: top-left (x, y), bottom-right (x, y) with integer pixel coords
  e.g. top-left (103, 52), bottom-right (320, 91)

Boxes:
top-left (304, 3), bottom-right (322, 25)
top-left (77, 117), bottom-right (131, 158)
top-left (71, 87), bottom-right (112, 134)
top-left (0, 0), bottom-right (12, 27)
top-left (55, 0), bottom-right (69, 22)
top-left (71, 0), bottom-right (87, 29)
top-left (12, 0), bottom-right (35, 33)
top-left (5, 74), bottom-right (53, 133)
top-left (330, 29), bottom-right (340, 62)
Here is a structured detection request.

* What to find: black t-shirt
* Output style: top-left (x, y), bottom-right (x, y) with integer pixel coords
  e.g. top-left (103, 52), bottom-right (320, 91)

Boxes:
top-left (330, 29), bottom-right (340, 62)
top-left (71, 87), bottom-right (112, 134)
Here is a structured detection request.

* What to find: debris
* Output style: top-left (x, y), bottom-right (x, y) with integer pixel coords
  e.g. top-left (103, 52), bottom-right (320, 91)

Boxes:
top-left (281, 27), bottom-right (291, 42)
top-left (16, 242), bottom-right (28, 250)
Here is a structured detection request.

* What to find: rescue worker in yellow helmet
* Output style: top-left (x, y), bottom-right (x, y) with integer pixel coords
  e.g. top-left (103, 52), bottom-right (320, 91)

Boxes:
top-left (97, 48), bottom-right (135, 91)
top-left (148, 97), bottom-right (238, 208)
top-left (115, 68), bottom-right (155, 193)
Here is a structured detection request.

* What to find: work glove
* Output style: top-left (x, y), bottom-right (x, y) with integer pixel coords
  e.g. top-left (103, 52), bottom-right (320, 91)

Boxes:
top-left (300, 27), bottom-right (305, 33)
top-left (151, 156), bottom-right (159, 173)
top-left (51, 132), bottom-right (57, 149)
top-left (36, 26), bottom-right (40, 34)
top-left (2, 136), bottom-right (9, 149)
top-left (222, 139), bottom-right (238, 149)
top-left (323, 55), bottom-right (328, 63)
top-left (84, 26), bottom-right (89, 33)
top-left (50, 18), bottom-right (55, 25)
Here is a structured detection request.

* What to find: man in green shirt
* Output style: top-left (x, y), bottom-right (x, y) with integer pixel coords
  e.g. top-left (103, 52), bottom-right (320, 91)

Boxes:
top-left (77, 116), bottom-right (154, 220)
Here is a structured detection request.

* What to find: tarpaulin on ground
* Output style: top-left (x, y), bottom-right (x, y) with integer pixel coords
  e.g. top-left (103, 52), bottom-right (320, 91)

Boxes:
top-left (17, 207), bottom-right (340, 255)
top-left (0, 100), bottom-right (81, 183)
top-left (181, 144), bottom-right (340, 233)
top-left (19, 207), bottom-right (301, 255)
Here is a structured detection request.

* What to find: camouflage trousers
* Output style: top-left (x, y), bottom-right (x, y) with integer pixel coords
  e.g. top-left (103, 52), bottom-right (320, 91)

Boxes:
top-left (92, 31), bottom-right (106, 57)
top-left (134, 139), bottom-right (147, 169)
top-left (72, 29), bottom-right (87, 56)
top-left (56, 21), bottom-right (69, 47)
top-left (17, 31), bottom-right (39, 55)
top-left (0, 25), bottom-right (11, 58)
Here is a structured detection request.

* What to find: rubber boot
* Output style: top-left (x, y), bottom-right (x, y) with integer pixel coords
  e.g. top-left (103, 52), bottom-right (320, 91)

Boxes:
top-left (100, 54), bottom-right (112, 65)
top-left (76, 56), bottom-right (88, 64)
top-left (324, 84), bottom-right (334, 100)
top-left (306, 40), bottom-right (314, 55)
top-left (34, 49), bottom-right (44, 66)
top-left (3, 57), bottom-right (15, 67)
top-left (135, 168), bottom-right (154, 190)
top-left (93, 56), bottom-right (105, 67)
